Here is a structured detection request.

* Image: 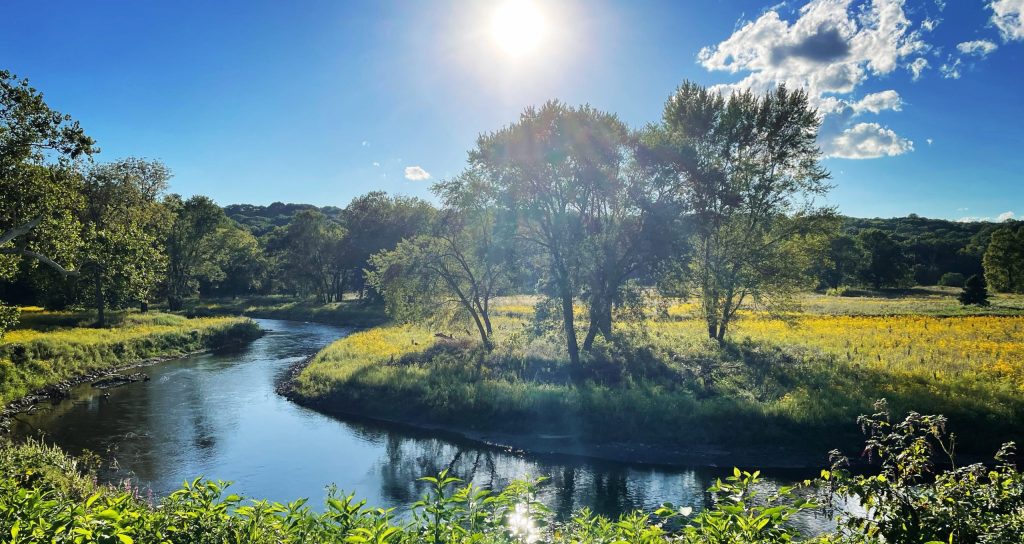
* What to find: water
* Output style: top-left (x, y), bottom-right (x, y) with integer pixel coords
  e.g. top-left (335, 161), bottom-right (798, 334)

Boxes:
top-left (9, 319), bottom-right (832, 530)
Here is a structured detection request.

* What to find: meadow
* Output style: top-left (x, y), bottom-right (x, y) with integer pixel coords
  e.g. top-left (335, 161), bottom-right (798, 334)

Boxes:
top-left (0, 308), bottom-right (261, 407)
top-left (292, 290), bottom-right (1024, 457)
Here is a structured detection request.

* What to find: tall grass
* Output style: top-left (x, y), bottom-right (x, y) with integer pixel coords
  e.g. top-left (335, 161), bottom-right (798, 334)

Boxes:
top-left (0, 311), bottom-right (261, 406)
top-left (293, 291), bottom-right (1024, 455)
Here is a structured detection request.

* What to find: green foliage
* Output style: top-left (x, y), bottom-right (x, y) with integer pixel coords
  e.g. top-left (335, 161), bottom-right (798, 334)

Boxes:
top-left (5, 407), bottom-right (1024, 542)
top-left (266, 210), bottom-right (347, 303)
top-left (0, 303), bottom-right (18, 340)
top-left (823, 400), bottom-right (1024, 543)
top-left (78, 159), bottom-right (173, 324)
top-left (641, 82), bottom-right (836, 343)
top-left (470, 100), bottom-right (637, 364)
top-left (937, 272), bottom-right (965, 287)
top-left (164, 195), bottom-right (233, 310)
top-left (856, 228), bottom-right (911, 290)
top-left (983, 225), bottom-right (1024, 293)
top-left (959, 274), bottom-right (990, 306)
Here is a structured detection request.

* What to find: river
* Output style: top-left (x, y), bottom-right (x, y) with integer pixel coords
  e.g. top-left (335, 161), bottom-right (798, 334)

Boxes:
top-left (9, 318), bottom-right (833, 531)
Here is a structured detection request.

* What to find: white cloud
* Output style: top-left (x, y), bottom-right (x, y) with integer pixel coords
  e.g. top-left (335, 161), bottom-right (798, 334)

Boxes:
top-left (822, 122), bottom-right (914, 159)
top-left (940, 57), bottom-right (962, 79)
top-left (697, 0), bottom-right (928, 160)
top-left (361, 140), bottom-right (370, 147)
top-left (403, 166), bottom-right (431, 181)
top-left (851, 89), bottom-right (902, 114)
top-left (908, 57), bottom-right (929, 80)
top-left (372, 161), bottom-right (380, 167)
top-left (957, 39), bottom-right (999, 57)
top-left (926, 138), bottom-right (934, 146)
top-left (989, 0), bottom-right (1024, 42)
top-left (921, 17), bottom-right (939, 32)
top-left (958, 211), bottom-right (1015, 222)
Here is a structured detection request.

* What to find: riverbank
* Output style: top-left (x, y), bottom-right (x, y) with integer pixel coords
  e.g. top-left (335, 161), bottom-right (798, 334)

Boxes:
top-left (0, 311), bottom-right (261, 413)
top-left (286, 294), bottom-right (1024, 466)
top-left (183, 295), bottom-right (388, 327)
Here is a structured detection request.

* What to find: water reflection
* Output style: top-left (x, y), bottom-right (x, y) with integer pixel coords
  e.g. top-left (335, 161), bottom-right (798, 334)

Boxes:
top-left (9, 319), bottom-right (831, 533)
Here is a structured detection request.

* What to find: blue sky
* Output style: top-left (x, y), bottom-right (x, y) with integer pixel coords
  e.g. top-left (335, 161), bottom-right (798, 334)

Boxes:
top-left (2, 0), bottom-right (1022, 220)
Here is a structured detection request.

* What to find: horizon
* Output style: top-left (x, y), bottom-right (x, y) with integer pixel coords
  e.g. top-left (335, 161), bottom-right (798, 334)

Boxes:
top-left (3, 0), bottom-right (1022, 221)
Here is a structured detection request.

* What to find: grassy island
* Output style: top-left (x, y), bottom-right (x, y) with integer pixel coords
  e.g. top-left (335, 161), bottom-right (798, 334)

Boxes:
top-left (290, 291), bottom-right (1024, 460)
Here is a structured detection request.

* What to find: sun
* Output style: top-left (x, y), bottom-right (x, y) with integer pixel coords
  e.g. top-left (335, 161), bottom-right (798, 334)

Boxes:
top-left (490, 0), bottom-right (547, 58)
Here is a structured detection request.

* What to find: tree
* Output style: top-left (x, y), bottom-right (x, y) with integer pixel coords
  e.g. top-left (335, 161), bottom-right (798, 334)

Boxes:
top-left (164, 195), bottom-right (230, 310)
top-left (983, 225), bottom-right (1024, 293)
top-left (0, 70), bottom-right (95, 333)
top-left (79, 159), bottom-right (171, 326)
top-left (203, 226), bottom-right (268, 298)
top-left (339, 192), bottom-right (436, 300)
top-left (640, 82), bottom-right (834, 342)
top-left (818, 234), bottom-right (864, 290)
top-left (470, 101), bottom-right (636, 364)
top-left (369, 172), bottom-right (513, 350)
top-left (959, 274), bottom-right (989, 306)
top-left (267, 210), bottom-right (346, 303)
top-left (856, 228), bottom-right (910, 289)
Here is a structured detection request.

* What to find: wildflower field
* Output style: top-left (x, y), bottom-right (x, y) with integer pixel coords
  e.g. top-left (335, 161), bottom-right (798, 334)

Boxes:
top-left (294, 290), bottom-right (1024, 456)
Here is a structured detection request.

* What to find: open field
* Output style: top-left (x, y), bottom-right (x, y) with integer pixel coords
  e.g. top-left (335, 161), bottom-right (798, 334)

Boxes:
top-left (0, 309), bottom-right (261, 407)
top-left (292, 290), bottom-right (1024, 457)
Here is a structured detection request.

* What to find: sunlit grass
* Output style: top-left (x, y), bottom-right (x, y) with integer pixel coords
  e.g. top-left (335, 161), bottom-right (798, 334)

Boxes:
top-left (295, 289), bottom-right (1024, 453)
top-left (0, 311), bottom-right (260, 406)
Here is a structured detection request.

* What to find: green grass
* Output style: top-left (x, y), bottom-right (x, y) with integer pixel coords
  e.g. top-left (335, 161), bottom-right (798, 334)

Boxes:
top-left (0, 310), bottom-right (261, 407)
top-left (292, 290), bottom-right (1024, 456)
top-left (184, 295), bottom-right (388, 326)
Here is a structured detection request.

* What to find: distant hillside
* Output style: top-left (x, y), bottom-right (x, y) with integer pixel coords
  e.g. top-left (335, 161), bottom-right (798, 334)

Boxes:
top-left (224, 202), bottom-right (1017, 286)
top-left (840, 215), bottom-right (1014, 284)
top-left (224, 202), bottom-right (344, 237)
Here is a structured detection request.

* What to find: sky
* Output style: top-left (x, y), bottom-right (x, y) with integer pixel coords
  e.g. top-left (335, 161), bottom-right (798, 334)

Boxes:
top-left (2, 0), bottom-right (1022, 221)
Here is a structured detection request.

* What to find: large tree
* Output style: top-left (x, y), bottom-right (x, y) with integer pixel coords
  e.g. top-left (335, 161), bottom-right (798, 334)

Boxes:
top-left (267, 210), bottom-right (347, 303)
top-left (470, 101), bottom-right (637, 364)
top-left (79, 159), bottom-right (171, 326)
top-left (0, 70), bottom-right (96, 335)
top-left (983, 224), bottom-right (1024, 293)
top-left (857, 228), bottom-right (910, 289)
top-left (164, 195), bottom-right (230, 310)
top-left (817, 234), bottom-right (864, 290)
top-left (369, 172), bottom-right (513, 350)
top-left (640, 82), bottom-right (834, 342)
top-left (339, 192), bottom-right (436, 299)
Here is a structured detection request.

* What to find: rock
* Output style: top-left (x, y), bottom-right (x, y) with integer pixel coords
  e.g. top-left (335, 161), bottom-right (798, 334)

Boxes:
top-left (92, 372), bottom-right (150, 389)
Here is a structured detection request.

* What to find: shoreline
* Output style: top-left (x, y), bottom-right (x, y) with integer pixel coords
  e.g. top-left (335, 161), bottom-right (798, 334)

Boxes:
top-left (275, 355), bottom-right (831, 471)
top-left (1, 321), bottom-right (264, 433)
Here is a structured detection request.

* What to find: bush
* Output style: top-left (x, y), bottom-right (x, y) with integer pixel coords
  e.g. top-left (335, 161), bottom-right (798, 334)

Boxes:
top-left (959, 274), bottom-right (990, 306)
top-left (938, 272), bottom-right (966, 287)
top-left (2, 406), bottom-right (1024, 542)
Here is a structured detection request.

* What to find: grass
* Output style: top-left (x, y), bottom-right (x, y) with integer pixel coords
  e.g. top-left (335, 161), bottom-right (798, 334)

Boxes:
top-left (183, 295), bottom-right (388, 326)
top-left (292, 289), bottom-right (1024, 456)
top-left (0, 309), bottom-right (261, 407)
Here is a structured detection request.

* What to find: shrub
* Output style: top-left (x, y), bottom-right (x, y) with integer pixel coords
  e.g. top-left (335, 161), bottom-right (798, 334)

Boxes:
top-left (938, 272), bottom-right (965, 287)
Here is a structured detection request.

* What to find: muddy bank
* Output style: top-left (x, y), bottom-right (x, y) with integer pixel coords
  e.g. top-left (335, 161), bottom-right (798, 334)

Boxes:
top-left (276, 356), bottom-right (830, 470)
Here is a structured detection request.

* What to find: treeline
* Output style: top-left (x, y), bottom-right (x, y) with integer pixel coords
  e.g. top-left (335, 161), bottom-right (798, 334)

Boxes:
top-left (4, 67), bottom-right (1023, 347)
top-left (822, 215), bottom-right (1020, 290)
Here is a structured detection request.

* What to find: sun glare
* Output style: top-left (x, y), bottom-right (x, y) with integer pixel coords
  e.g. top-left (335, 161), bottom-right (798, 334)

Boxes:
top-left (490, 0), bottom-right (547, 58)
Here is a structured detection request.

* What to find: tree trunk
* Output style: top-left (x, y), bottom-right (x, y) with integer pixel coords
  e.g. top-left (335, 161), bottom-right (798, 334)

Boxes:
top-left (560, 287), bottom-right (580, 366)
top-left (94, 275), bottom-right (106, 328)
top-left (140, 300), bottom-right (149, 313)
top-left (167, 295), bottom-right (183, 312)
